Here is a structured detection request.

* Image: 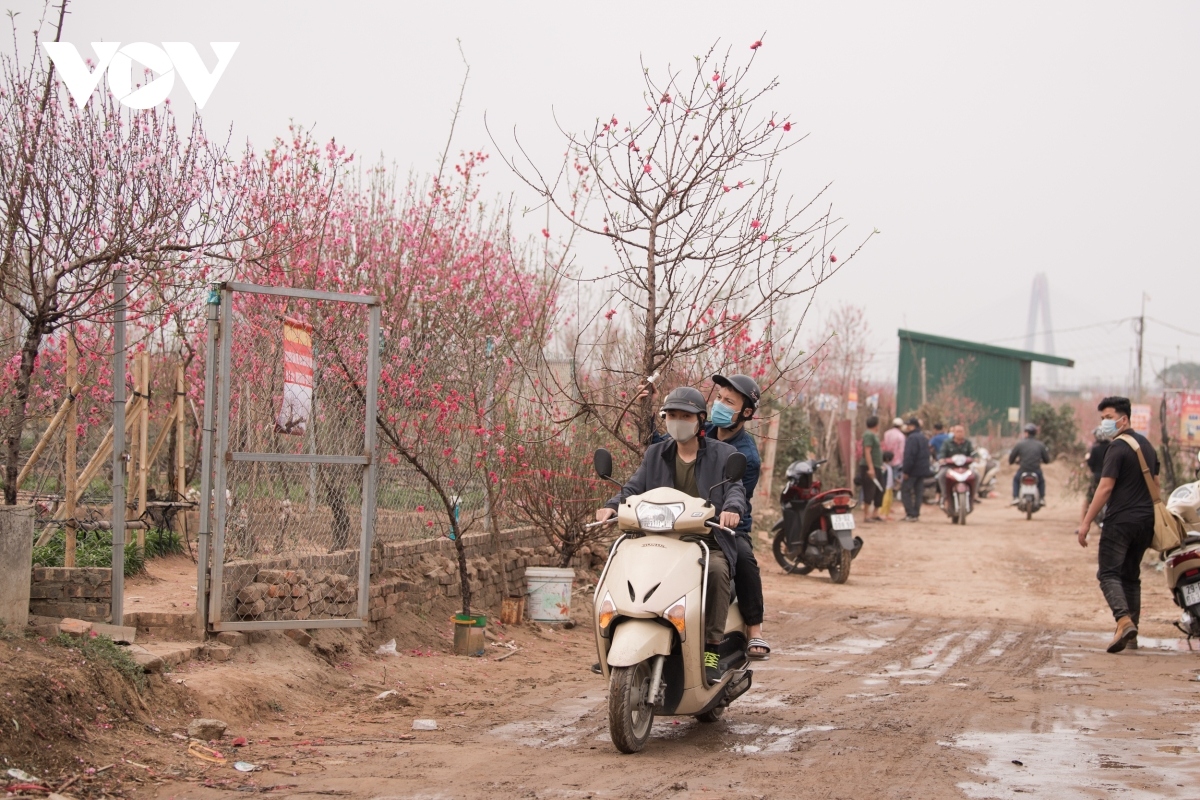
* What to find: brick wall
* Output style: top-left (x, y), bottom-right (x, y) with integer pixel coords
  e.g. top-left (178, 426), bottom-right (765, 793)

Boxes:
top-left (29, 567), bottom-right (112, 622)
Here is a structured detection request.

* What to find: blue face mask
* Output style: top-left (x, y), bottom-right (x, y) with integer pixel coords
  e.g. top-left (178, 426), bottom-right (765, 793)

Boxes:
top-left (1099, 418), bottom-right (1118, 437)
top-left (710, 400), bottom-right (738, 429)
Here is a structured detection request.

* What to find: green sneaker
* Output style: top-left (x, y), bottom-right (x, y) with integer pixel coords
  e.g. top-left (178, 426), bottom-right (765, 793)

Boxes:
top-left (704, 649), bottom-right (722, 684)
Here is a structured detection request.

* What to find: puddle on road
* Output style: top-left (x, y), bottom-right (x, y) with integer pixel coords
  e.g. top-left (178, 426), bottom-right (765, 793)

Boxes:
top-left (873, 630), bottom-right (991, 685)
top-left (727, 723), bottom-right (838, 754)
top-left (488, 691), bottom-right (605, 748)
top-left (947, 722), bottom-right (1200, 799)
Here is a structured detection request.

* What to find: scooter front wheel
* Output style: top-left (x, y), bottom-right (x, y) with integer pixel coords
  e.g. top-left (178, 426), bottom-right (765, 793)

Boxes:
top-left (609, 661), bottom-right (655, 753)
top-left (772, 530), bottom-right (815, 575)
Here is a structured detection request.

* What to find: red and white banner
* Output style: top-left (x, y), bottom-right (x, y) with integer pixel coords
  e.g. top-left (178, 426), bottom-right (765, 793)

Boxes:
top-left (275, 316), bottom-right (313, 435)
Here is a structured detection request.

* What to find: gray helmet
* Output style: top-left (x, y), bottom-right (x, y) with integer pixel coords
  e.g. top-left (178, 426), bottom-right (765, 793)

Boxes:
top-left (712, 373), bottom-right (761, 412)
top-left (1024, 423), bottom-right (1038, 435)
top-left (660, 386), bottom-right (706, 416)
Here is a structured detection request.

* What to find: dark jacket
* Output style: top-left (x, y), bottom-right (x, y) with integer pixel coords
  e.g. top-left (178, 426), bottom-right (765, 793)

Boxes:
top-left (1009, 437), bottom-right (1050, 473)
top-left (704, 423), bottom-right (761, 535)
top-left (902, 428), bottom-right (932, 477)
top-left (605, 435), bottom-right (747, 572)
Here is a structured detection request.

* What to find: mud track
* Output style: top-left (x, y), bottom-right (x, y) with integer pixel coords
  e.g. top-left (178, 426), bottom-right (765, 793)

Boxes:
top-left (143, 463), bottom-right (1199, 799)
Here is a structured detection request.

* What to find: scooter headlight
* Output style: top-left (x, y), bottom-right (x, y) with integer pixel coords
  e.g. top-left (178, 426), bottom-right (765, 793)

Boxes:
top-left (663, 595), bottom-right (686, 642)
top-left (635, 502), bottom-right (685, 531)
top-left (951, 454), bottom-right (967, 467)
top-left (597, 591), bottom-right (617, 634)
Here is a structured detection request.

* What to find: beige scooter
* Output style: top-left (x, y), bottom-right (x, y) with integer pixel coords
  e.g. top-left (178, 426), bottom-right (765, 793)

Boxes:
top-left (589, 448), bottom-right (752, 754)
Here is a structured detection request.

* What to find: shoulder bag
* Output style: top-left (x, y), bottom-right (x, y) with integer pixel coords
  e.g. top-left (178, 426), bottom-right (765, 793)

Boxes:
top-left (1115, 433), bottom-right (1184, 552)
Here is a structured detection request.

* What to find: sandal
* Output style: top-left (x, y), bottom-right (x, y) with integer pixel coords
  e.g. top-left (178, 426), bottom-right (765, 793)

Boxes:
top-left (747, 638), bottom-right (771, 660)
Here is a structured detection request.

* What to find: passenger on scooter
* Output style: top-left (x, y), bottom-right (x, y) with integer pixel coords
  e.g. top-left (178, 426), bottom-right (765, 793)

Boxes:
top-left (708, 374), bottom-right (771, 662)
top-left (936, 425), bottom-right (974, 504)
top-left (594, 386), bottom-right (746, 683)
top-left (1009, 423), bottom-right (1050, 504)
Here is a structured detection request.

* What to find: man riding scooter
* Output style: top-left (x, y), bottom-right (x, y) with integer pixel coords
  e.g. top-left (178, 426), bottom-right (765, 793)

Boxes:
top-left (594, 386), bottom-right (746, 683)
top-left (936, 425), bottom-right (975, 505)
top-left (708, 374), bottom-right (770, 661)
top-left (1009, 423), bottom-right (1051, 505)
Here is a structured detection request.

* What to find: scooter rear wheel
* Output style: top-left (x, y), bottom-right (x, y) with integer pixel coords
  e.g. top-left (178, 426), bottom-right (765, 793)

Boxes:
top-left (772, 530), bottom-right (815, 575)
top-left (829, 547), bottom-right (853, 584)
top-left (609, 661), bottom-right (655, 753)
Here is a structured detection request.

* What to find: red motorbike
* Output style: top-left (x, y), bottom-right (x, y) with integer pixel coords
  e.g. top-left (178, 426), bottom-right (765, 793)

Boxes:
top-left (771, 459), bottom-right (864, 584)
top-left (938, 454), bottom-right (978, 525)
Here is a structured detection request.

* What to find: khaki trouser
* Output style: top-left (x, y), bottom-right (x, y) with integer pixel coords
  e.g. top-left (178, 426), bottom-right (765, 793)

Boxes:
top-left (705, 548), bottom-right (730, 644)
top-left (881, 488), bottom-right (895, 517)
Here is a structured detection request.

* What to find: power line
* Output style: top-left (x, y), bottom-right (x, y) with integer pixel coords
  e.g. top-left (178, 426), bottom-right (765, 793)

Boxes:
top-left (986, 318), bottom-right (1133, 344)
top-left (1147, 317), bottom-right (1200, 338)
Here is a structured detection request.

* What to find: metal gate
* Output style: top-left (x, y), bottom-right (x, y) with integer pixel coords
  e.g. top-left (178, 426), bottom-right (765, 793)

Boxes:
top-left (198, 282), bottom-right (380, 631)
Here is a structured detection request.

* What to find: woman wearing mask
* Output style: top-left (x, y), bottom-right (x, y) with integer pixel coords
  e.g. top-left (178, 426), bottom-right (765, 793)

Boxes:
top-left (595, 386), bottom-right (746, 682)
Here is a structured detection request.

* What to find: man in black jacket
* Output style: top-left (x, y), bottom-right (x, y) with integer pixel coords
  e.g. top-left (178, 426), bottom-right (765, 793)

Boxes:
top-left (1076, 396), bottom-right (1158, 653)
top-left (899, 417), bottom-right (930, 521)
top-left (595, 386), bottom-right (746, 681)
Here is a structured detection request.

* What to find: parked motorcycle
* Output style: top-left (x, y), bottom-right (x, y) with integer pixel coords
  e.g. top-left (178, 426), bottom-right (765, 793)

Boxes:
top-left (1015, 471), bottom-right (1042, 520)
top-left (590, 448), bottom-right (752, 754)
top-left (1164, 457), bottom-right (1200, 640)
top-left (938, 454), bottom-right (977, 525)
top-left (771, 459), bottom-right (864, 583)
top-left (973, 447), bottom-right (1000, 498)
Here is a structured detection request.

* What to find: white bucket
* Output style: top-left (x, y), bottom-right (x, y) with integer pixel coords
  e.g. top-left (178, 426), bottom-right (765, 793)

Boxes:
top-left (524, 567), bottom-right (575, 621)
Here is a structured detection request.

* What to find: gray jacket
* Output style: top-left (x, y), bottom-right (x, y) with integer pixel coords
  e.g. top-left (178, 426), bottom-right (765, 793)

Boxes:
top-left (605, 435), bottom-right (747, 573)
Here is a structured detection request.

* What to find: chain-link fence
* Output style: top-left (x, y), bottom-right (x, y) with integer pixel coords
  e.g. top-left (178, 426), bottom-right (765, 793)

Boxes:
top-left (205, 282), bottom-right (379, 631)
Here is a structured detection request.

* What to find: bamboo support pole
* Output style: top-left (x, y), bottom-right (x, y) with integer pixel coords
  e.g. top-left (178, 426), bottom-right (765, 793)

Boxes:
top-left (65, 337), bottom-right (78, 567)
top-left (175, 363), bottom-right (186, 498)
top-left (33, 394), bottom-right (142, 546)
top-left (136, 352), bottom-right (149, 547)
top-left (15, 388), bottom-right (76, 489)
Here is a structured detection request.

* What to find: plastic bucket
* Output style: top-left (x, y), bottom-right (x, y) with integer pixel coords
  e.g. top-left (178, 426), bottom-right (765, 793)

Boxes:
top-left (524, 567), bottom-right (575, 622)
top-left (452, 614), bottom-right (487, 656)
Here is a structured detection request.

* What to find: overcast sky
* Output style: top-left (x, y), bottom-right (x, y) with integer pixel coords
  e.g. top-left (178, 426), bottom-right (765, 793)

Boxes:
top-left (8, 0), bottom-right (1199, 389)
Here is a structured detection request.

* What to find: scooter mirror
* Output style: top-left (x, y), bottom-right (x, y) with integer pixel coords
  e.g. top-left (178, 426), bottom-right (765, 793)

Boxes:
top-left (593, 448), bottom-right (614, 480)
top-left (724, 452), bottom-right (747, 482)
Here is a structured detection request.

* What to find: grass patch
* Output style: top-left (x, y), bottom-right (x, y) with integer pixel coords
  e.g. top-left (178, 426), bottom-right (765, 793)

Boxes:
top-left (33, 529), bottom-right (147, 577)
top-left (50, 633), bottom-right (146, 691)
top-left (144, 527), bottom-right (183, 559)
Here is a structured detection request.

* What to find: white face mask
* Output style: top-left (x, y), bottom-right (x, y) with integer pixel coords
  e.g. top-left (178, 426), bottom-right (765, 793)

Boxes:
top-left (666, 418), bottom-right (699, 443)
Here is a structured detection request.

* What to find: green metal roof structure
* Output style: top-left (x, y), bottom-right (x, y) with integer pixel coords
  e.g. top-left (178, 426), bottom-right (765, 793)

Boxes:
top-left (897, 329), bottom-right (1075, 432)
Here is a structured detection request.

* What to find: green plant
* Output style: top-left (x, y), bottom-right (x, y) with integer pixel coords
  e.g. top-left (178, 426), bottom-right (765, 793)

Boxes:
top-left (50, 633), bottom-right (146, 690)
top-left (32, 529), bottom-right (145, 577)
top-left (1030, 402), bottom-right (1083, 459)
top-left (773, 403), bottom-right (815, 488)
top-left (144, 528), bottom-right (183, 559)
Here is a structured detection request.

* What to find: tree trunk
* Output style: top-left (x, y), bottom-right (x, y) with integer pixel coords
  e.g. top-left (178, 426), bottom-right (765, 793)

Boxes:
top-left (451, 511), bottom-right (472, 616)
top-left (4, 321), bottom-right (45, 504)
top-left (640, 220), bottom-right (658, 446)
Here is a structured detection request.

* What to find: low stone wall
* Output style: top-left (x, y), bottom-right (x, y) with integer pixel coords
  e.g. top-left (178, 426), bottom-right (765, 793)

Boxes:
top-left (221, 526), bottom-right (612, 626)
top-left (28, 567), bottom-right (112, 622)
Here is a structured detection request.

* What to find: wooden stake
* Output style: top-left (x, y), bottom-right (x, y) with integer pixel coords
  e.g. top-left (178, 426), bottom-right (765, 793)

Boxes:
top-left (15, 389), bottom-right (76, 489)
top-left (65, 336), bottom-right (78, 568)
top-left (136, 352), bottom-right (149, 548)
top-left (755, 410), bottom-right (783, 505)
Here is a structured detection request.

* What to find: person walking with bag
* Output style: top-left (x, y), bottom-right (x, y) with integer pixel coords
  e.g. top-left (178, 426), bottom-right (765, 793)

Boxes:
top-left (1076, 396), bottom-right (1179, 653)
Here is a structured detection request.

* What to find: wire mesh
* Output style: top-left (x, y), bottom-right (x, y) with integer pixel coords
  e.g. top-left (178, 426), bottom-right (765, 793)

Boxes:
top-left (211, 286), bottom-right (376, 627)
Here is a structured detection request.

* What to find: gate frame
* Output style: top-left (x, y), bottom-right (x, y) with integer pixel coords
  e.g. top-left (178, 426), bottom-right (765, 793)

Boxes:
top-left (198, 281), bottom-right (380, 632)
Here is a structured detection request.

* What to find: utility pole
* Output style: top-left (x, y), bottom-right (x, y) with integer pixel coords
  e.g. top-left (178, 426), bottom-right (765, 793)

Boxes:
top-left (1136, 293), bottom-right (1148, 402)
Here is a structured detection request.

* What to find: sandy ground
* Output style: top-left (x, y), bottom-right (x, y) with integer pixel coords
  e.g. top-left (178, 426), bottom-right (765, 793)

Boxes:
top-left (126, 462), bottom-right (1200, 799)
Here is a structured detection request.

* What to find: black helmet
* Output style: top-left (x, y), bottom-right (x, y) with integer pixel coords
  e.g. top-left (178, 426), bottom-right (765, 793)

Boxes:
top-left (1024, 423), bottom-right (1038, 435)
top-left (712, 373), bottom-right (761, 412)
top-left (660, 386), bottom-right (706, 416)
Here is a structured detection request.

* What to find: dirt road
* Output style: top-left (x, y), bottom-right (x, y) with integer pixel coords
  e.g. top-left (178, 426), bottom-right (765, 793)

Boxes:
top-left (144, 465), bottom-right (1200, 799)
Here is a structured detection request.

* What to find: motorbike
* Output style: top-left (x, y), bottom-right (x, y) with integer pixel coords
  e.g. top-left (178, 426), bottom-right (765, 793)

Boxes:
top-left (938, 454), bottom-right (977, 525)
top-left (771, 458), bottom-right (864, 583)
top-left (972, 448), bottom-right (1000, 498)
top-left (922, 455), bottom-right (941, 505)
top-left (589, 448), bottom-right (752, 754)
top-left (1015, 471), bottom-right (1043, 520)
top-left (1164, 456), bottom-right (1200, 641)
